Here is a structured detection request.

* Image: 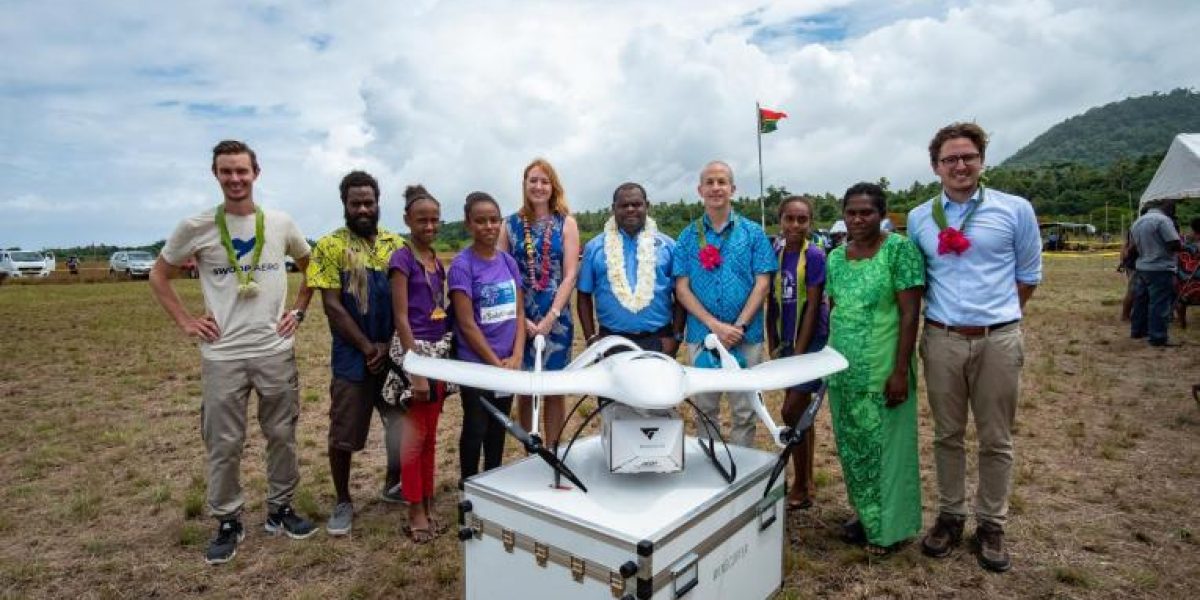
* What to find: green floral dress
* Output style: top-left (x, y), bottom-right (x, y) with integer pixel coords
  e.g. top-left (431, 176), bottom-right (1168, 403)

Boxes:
top-left (826, 233), bottom-right (925, 546)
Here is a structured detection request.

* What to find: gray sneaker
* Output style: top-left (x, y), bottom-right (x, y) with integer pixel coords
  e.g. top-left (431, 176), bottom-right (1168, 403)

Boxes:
top-left (326, 502), bottom-right (353, 536)
top-left (379, 483), bottom-right (404, 504)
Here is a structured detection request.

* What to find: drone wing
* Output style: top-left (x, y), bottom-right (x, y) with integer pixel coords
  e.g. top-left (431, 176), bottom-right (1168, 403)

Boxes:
top-left (402, 353), bottom-right (615, 398)
top-left (683, 347), bottom-right (848, 396)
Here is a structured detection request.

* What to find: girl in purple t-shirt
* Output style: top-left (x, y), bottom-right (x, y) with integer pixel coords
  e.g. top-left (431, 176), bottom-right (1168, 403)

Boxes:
top-left (766, 195), bottom-right (829, 511)
top-left (448, 192), bottom-right (526, 483)
top-left (389, 185), bottom-right (451, 544)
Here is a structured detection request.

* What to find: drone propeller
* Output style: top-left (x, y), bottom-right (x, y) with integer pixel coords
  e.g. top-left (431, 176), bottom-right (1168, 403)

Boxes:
top-left (762, 385), bottom-right (826, 499)
top-left (471, 392), bottom-right (589, 493)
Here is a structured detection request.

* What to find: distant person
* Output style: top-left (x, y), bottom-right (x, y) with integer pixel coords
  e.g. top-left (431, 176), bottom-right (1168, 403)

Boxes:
top-left (1172, 216), bottom-right (1200, 329)
top-left (1129, 199), bottom-right (1182, 346)
top-left (577, 182), bottom-right (683, 356)
top-left (907, 122), bottom-right (1042, 573)
top-left (149, 140), bottom-right (316, 566)
top-left (765, 195), bottom-right (828, 511)
top-left (825, 183), bottom-right (924, 555)
top-left (828, 220), bottom-right (848, 249)
top-left (67, 256), bottom-right (80, 275)
top-left (1118, 229), bottom-right (1138, 322)
top-left (673, 160), bottom-right (776, 447)
top-left (387, 185), bottom-right (453, 543)
top-left (307, 170), bottom-right (407, 537)
top-left (451, 192), bottom-right (526, 483)
top-left (498, 158), bottom-right (579, 448)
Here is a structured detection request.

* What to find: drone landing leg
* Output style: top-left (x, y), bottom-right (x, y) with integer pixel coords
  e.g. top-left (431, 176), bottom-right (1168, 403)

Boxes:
top-left (474, 393), bottom-right (588, 493)
top-left (685, 399), bottom-right (737, 484)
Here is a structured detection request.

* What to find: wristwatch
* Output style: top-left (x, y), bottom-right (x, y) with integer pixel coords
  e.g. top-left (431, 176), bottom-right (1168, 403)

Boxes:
top-left (735, 321), bottom-right (747, 332)
top-left (291, 309), bottom-right (305, 323)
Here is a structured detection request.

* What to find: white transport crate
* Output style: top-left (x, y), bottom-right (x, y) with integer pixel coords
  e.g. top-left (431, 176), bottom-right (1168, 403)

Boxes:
top-left (457, 435), bottom-right (786, 599)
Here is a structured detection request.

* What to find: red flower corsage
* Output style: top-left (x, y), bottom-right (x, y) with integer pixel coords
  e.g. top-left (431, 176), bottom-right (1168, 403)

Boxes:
top-left (699, 245), bottom-right (722, 270)
top-left (937, 227), bottom-right (971, 255)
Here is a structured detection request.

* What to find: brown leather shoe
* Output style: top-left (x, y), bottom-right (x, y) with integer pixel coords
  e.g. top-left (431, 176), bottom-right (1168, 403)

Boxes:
top-left (921, 514), bottom-right (964, 558)
top-left (974, 521), bottom-right (1012, 572)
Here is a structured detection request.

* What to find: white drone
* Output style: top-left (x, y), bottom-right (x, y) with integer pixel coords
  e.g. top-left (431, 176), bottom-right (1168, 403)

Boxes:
top-left (403, 333), bottom-right (848, 494)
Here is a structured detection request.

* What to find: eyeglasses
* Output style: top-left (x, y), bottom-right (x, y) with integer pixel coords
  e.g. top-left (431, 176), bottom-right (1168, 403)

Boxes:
top-left (938, 153), bottom-right (982, 167)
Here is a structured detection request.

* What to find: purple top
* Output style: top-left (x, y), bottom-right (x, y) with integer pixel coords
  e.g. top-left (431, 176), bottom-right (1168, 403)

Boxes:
top-left (448, 248), bottom-right (522, 363)
top-left (772, 244), bottom-right (830, 346)
top-left (389, 246), bottom-right (449, 342)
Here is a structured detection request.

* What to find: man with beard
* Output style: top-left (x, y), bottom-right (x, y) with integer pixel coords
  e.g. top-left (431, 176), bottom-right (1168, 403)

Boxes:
top-left (577, 182), bottom-right (683, 355)
top-left (307, 170), bottom-right (407, 536)
top-left (150, 140), bottom-right (316, 565)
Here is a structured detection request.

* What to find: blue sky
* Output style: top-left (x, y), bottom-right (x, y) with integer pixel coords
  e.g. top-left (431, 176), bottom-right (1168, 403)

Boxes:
top-left (1, 0), bottom-right (1198, 249)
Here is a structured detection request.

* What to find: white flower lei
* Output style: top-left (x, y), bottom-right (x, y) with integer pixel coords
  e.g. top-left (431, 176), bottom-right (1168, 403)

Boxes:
top-left (603, 216), bottom-right (658, 312)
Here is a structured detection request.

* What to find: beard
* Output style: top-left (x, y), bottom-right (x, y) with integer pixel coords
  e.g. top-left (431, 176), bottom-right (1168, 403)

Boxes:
top-left (345, 211), bottom-right (379, 238)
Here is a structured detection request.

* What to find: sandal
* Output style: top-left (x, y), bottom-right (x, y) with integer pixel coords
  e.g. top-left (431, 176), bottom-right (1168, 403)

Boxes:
top-left (428, 516), bottom-right (449, 535)
top-left (402, 524), bottom-right (437, 545)
top-left (866, 539), bottom-right (908, 557)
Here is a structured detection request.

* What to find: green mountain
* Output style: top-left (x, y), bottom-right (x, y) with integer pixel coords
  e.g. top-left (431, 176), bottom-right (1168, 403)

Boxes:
top-left (1001, 88), bottom-right (1200, 168)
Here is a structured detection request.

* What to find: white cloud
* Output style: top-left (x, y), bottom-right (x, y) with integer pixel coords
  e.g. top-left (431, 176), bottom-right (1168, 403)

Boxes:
top-left (0, 0), bottom-right (1197, 249)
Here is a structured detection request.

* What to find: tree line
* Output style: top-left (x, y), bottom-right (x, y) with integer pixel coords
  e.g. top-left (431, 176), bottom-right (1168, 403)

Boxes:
top-left (41, 149), bottom-right (1192, 257)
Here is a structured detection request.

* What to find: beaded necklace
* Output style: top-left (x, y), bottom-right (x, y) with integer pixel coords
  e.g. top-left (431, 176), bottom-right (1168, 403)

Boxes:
top-left (522, 216), bottom-right (553, 291)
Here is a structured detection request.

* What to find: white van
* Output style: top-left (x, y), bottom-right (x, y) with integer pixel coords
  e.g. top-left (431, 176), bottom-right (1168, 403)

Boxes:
top-left (0, 250), bottom-right (54, 278)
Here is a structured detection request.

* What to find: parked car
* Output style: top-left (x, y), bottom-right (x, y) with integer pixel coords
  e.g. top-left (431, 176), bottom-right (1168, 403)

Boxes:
top-left (0, 250), bottom-right (54, 278)
top-left (109, 251), bottom-right (156, 279)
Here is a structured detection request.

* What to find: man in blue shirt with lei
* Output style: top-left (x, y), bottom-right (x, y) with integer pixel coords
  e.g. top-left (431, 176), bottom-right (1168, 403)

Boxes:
top-left (672, 161), bottom-right (776, 448)
top-left (578, 182), bottom-right (684, 355)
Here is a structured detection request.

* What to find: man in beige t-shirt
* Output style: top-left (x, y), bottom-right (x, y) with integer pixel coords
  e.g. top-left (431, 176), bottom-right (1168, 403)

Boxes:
top-left (150, 140), bottom-right (316, 565)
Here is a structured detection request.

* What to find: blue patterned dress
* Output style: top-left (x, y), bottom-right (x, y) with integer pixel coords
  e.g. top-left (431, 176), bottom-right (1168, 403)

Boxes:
top-left (505, 213), bottom-right (574, 370)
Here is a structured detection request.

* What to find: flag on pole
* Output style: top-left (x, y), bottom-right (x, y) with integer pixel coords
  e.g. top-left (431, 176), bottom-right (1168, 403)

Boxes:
top-left (758, 107), bottom-right (787, 134)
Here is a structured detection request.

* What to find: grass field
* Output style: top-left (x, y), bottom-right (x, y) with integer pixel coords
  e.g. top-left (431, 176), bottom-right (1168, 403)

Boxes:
top-left (0, 254), bottom-right (1197, 599)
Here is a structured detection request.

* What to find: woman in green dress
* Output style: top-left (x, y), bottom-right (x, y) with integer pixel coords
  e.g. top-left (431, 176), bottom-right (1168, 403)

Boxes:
top-left (825, 182), bottom-right (925, 554)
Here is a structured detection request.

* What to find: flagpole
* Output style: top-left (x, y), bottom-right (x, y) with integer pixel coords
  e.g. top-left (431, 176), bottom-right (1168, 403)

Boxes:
top-left (756, 101), bottom-right (765, 228)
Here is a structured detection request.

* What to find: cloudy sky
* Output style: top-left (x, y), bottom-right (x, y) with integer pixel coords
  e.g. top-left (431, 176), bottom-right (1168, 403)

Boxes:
top-left (2, 0), bottom-right (1197, 249)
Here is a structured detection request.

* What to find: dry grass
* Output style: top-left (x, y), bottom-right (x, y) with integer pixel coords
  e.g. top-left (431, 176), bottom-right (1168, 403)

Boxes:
top-left (0, 254), bottom-right (1198, 599)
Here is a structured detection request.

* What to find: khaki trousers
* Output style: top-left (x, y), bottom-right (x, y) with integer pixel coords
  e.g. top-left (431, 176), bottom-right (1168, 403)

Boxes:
top-left (687, 342), bottom-right (764, 448)
top-left (920, 325), bottom-right (1024, 526)
top-left (200, 349), bottom-right (301, 519)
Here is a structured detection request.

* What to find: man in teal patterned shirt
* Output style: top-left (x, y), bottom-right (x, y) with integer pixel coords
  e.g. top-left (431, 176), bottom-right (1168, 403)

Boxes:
top-left (672, 161), bottom-right (776, 447)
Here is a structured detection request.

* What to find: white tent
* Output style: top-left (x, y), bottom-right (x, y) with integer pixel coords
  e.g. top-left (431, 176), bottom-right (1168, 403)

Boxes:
top-left (1140, 133), bottom-right (1200, 209)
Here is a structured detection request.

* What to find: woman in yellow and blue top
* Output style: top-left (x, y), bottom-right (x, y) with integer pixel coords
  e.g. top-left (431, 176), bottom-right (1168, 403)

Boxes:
top-left (766, 195), bottom-right (829, 510)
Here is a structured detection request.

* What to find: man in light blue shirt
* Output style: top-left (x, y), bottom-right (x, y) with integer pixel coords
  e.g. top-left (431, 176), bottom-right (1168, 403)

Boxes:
top-left (907, 123), bottom-right (1041, 573)
top-left (577, 182), bottom-right (683, 355)
top-left (673, 161), bottom-right (777, 447)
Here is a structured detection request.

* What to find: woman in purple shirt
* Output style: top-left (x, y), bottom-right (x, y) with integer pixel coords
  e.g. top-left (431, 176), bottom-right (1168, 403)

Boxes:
top-left (448, 192), bottom-right (526, 484)
top-left (389, 185), bottom-right (451, 543)
top-left (766, 195), bottom-right (829, 510)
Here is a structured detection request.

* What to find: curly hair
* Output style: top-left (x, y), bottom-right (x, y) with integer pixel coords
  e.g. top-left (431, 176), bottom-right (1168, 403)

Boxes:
top-left (339, 170), bottom-right (379, 203)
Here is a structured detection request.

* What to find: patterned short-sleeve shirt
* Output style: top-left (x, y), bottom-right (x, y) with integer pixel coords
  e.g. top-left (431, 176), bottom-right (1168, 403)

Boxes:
top-left (306, 227), bottom-right (407, 381)
top-left (671, 211), bottom-right (777, 344)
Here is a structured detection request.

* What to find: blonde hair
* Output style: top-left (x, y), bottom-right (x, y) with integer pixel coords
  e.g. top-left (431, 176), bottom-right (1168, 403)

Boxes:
top-left (519, 158), bottom-right (570, 218)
